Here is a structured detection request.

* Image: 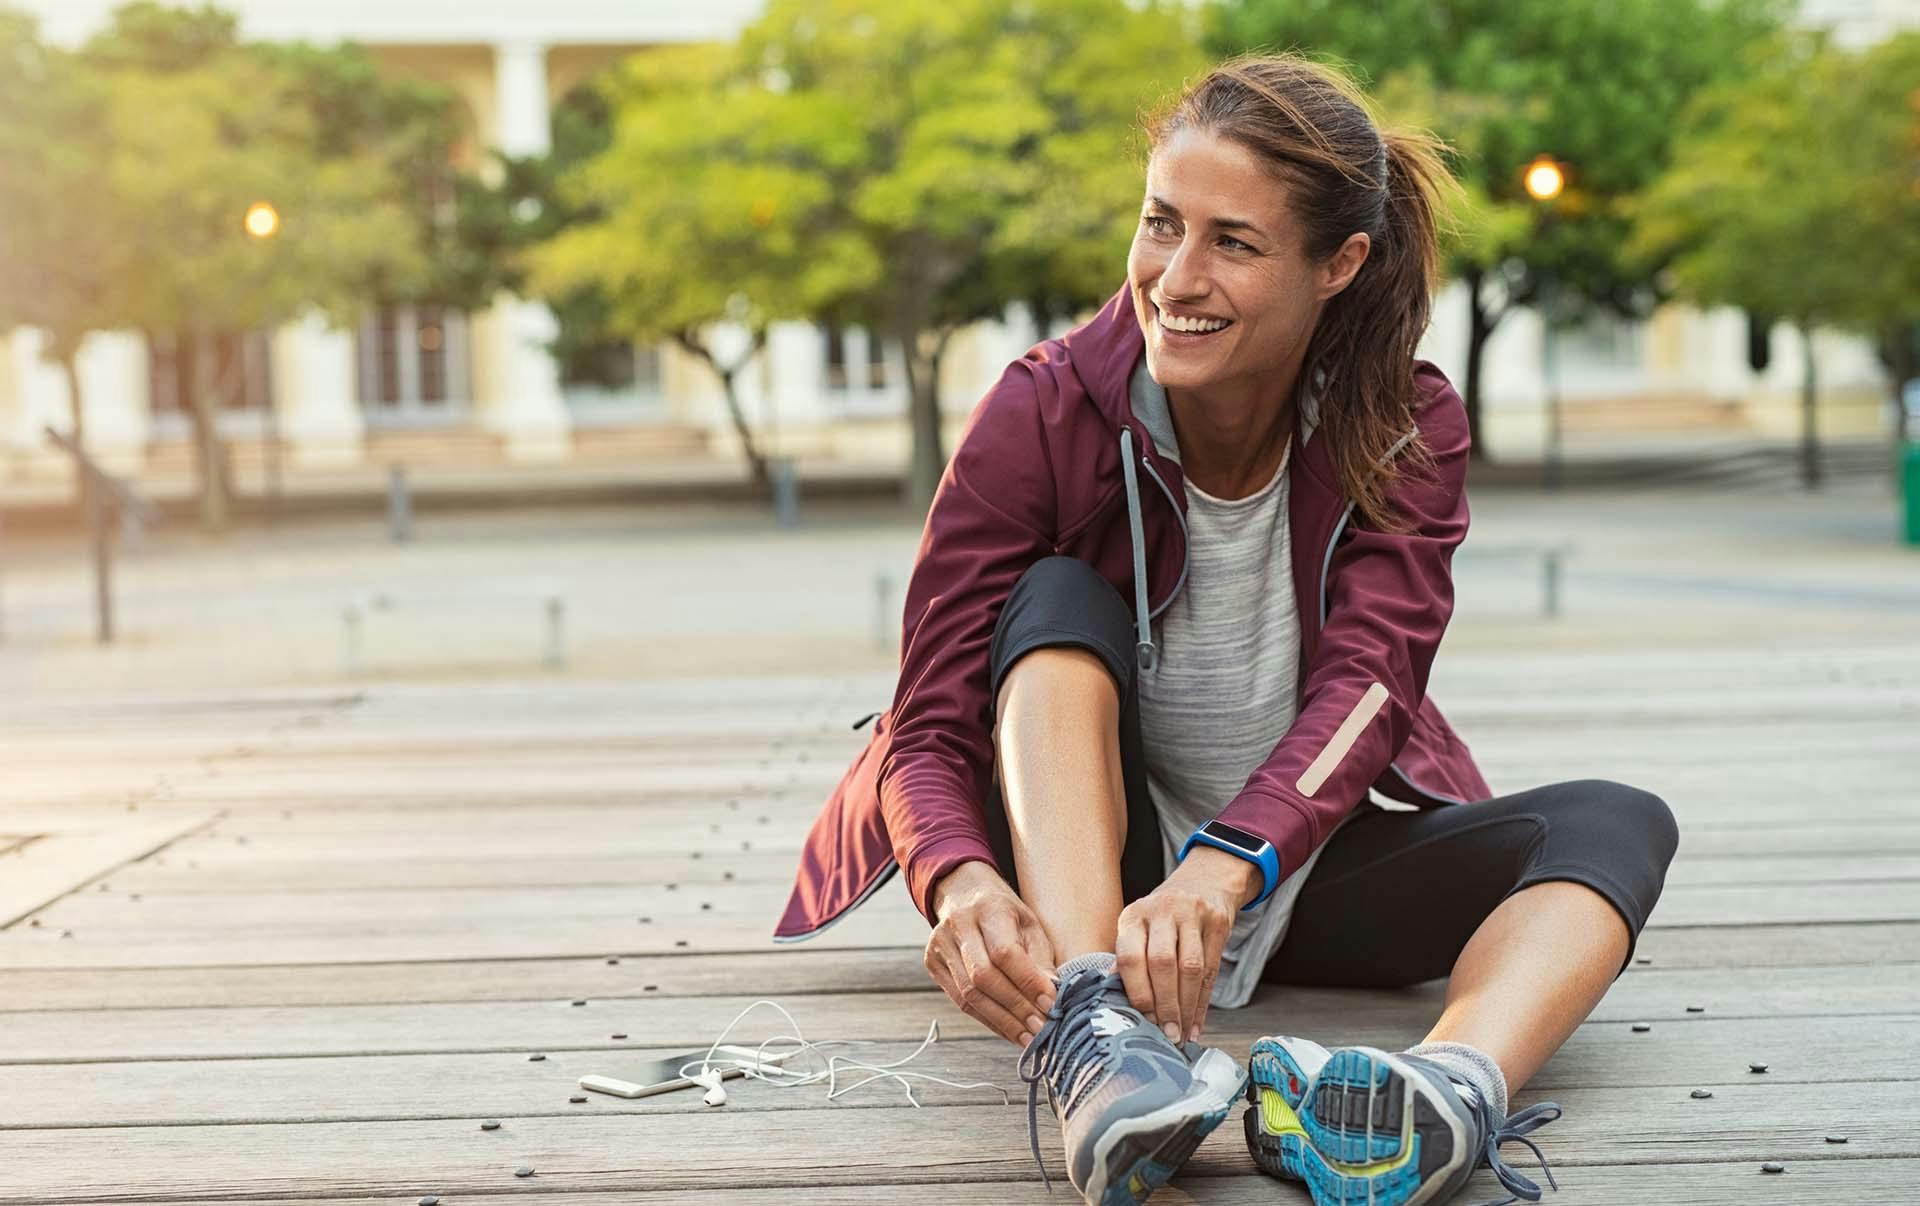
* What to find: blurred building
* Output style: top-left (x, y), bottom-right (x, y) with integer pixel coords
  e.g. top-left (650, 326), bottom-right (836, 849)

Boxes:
top-left (2, 0), bottom-right (1914, 492)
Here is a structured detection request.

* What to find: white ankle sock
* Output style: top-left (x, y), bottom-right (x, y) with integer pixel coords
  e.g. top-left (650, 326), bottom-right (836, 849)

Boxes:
top-left (1401, 1041), bottom-right (1509, 1119)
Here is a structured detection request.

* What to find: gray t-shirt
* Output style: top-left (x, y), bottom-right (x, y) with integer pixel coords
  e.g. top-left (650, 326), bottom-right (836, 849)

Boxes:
top-left (1129, 358), bottom-right (1348, 1009)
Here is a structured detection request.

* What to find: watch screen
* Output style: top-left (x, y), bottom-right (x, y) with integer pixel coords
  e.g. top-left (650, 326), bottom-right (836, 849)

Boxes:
top-left (1202, 820), bottom-right (1264, 853)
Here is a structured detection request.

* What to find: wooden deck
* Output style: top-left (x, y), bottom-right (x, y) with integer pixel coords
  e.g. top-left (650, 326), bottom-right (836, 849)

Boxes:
top-left (2, 644), bottom-right (1917, 1204)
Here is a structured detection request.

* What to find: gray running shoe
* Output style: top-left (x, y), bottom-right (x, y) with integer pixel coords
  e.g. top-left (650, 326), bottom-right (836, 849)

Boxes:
top-left (1017, 964), bottom-right (1245, 1204)
top-left (1246, 1041), bottom-right (1561, 1206)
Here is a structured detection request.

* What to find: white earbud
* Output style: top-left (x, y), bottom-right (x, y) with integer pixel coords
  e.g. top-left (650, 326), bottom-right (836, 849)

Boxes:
top-left (689, 1066), bottom-right (728, 1107)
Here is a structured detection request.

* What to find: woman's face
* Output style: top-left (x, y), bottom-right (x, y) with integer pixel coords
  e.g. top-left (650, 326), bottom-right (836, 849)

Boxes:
top-left (1126, 127), bottom-right (1368, 397)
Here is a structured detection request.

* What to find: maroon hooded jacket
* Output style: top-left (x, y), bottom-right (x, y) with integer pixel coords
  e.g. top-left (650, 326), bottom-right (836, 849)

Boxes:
top-left (775, 285), bottom-right (1492, 942)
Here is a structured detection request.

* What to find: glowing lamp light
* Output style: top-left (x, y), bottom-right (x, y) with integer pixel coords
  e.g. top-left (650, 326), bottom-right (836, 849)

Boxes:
top-left (244, 201), bottom-right (280, 239)
top-left (1523, 157), bottom-right (1565, 203)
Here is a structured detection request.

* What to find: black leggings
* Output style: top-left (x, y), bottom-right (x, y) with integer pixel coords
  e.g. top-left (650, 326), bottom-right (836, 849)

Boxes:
top-left (982, 556), bottom-right (1678, 986)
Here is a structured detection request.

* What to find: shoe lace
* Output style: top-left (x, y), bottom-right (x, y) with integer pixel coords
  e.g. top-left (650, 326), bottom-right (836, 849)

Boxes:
top-left (1015, 968), bottom-right (1126, 1194)
top-left (1465, 1088), bottom-right (1564, 1206)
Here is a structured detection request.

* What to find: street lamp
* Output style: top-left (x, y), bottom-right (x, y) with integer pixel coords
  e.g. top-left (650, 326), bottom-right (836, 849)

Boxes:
top-left (243, 200), bottom-right (280, 240)
top-left (1524, 156), bottom-right (1567, 491)
top-left (243, 201), bottom-right (284, 518)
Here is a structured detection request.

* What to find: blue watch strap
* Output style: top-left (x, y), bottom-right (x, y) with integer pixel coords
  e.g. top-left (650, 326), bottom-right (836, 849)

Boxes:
top-left (1178, 824), bottom-right (1281, 911)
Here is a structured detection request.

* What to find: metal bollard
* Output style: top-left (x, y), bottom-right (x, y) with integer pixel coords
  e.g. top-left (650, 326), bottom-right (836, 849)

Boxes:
top-left (874, 572), bottom-right (893, 652)
top-left (387, 465), bottom-right (413, 544)
top-left (771, 456), bottom-right (799, 529)
top-left (544, 594), bottom-right (566, 670)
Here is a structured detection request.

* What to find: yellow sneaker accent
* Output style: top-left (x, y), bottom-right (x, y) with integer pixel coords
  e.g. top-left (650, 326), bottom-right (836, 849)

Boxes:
top-left (1258, 1086), bottom-right (1306, 1138)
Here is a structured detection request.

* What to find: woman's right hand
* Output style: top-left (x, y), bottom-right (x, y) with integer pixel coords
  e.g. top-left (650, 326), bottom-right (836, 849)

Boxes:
top-left (925, 860), bottom-right (1059, 1048)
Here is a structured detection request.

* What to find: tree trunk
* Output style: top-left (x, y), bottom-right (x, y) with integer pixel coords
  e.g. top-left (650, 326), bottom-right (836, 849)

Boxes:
top-left (899, 321), bottom-right (948, 516)
top-left (674, 330), bottom-right (769, 489)
top-left (1797, 319), bottom-right (1821, 492)
top-left (1462, 268), bottom-right (1494, 462)
top-left (1885, 320), bottom-right (1916, 452)
top-left (715, 368), bottom-right (770, 491)
top-left (189, 326), bottom-right (231, 532)
top-left (57, 349), bottom-right (89, 512)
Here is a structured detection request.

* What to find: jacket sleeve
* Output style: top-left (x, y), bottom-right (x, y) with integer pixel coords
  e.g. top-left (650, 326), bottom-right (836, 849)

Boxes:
top-left (880, 359), bottom-right (1058, 926)
top-left (1214, 365), bottom-right (1471, 880)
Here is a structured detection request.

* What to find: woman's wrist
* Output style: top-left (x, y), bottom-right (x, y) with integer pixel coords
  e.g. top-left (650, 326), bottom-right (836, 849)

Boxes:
top-left (1180, 845), bottom-right (1265, 908)
top-left (930, 858), bottom-right (1001, 921)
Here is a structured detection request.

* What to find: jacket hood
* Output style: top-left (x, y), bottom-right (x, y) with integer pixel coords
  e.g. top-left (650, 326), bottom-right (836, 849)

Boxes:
top-left (1051, 285), bottom-right (1147, 434)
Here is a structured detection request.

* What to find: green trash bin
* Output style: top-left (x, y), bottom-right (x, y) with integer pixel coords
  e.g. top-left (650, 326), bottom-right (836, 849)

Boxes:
top-left (1906, 441), bottom-right (1920, 546)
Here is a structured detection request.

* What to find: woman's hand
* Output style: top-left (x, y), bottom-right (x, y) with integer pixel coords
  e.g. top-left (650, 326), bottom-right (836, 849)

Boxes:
top-left (1115, 847), bottom-right (1258, 1045)
top-left (925, 860), bottom-right (1059, 1047)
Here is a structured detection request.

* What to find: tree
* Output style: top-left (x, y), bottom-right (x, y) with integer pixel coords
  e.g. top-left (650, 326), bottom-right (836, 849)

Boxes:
top-left (91, 14), bottom-right (430, 528)
top-left (1210, 0), bottom-right (1788, 456)
top-left (1629, 31), bottom-right (1920, 488)
top-left (0, 9), bottom-right (133, 464)
top-left (535, 0), bottom-right (1207, 510)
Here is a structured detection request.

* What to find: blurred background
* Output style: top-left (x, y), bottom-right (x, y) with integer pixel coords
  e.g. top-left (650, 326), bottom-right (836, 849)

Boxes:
top-left (0, 0), bottom-right (1916, 693)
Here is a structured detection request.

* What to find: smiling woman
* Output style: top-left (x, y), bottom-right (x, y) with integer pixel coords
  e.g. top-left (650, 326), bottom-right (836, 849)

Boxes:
top-left (779, 51), bottom-right (1675, 1206)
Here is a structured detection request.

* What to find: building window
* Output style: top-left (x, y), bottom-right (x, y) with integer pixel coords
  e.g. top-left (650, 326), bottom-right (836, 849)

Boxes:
top-left (823, 324), bottom-right (887, 391)
top-left (356, 305), bottom-right (470, 417)
top-left (147, 330), bottom-right (274, 418)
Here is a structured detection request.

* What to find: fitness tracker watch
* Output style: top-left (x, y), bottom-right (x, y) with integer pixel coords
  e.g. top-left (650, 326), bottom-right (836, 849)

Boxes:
top-left (1178, 819), bottom-right (1281, 911)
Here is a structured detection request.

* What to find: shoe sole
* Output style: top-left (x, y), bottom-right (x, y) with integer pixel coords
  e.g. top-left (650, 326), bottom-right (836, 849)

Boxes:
top-left (1085, 1047), bottom-right (1247, 1206)
top-left (1245, 1044), bottom-right (1467, 1206)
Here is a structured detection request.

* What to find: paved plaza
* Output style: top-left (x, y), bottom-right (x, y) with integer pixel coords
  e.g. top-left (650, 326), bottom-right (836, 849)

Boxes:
top-left (0, 480), bottom-right (1916, 1202)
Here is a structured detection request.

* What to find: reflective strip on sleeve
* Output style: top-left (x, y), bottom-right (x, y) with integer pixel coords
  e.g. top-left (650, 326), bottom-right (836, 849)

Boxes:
top-left (1295, 681), bottom-right (1391, 797)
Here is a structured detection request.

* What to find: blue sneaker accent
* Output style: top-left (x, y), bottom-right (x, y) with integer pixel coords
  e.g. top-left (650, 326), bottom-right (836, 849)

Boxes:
top-left (1017, 965), bottom-right (1245, 1204)
top-left (1245, 1041), bottom-right (1563, 1206)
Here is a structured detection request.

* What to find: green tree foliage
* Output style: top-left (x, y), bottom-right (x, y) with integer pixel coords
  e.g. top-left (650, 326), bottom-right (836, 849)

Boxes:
top-left (1630, 31), bottom-right (1920, 485)
top-left (533, 0), bottom-right (1206, 509)
top-left (0, 3), bottom-right (474, 528)
top-left (0, 9), bottom-right (128, 454)
top-left (1209, 0), bottom-right (1788, 454)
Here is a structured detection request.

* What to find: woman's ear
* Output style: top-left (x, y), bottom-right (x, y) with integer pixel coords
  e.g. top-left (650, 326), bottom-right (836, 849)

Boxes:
top-left (1317, 232), bottom-right (1371, 301)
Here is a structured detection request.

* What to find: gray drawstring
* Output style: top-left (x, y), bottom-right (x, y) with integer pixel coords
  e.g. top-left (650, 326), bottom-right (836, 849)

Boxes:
top-left (1119, 428), bottom-right (1157, 673)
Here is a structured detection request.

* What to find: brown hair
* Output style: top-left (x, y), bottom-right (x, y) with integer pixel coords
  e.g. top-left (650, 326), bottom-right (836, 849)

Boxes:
top-left (1145, 53), bottom-right (1462, 529)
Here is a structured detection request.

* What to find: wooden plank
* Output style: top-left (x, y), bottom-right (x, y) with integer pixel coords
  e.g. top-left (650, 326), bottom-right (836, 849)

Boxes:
top-left (0, 974), bottom-right (1909, 1064)
top-left (197, 1161), bottom-right (1920, 1206)
top-left (4, 924), bottom-right (1911, 1011)
top-left (1, 1013), bottom-right (1913, 1129)
top-left (26, 872), bottom-right (1920, 947)
top-left (0, 813), bottom-right (218, 928)
top-left (0, 1079), bottom-right (1912, 1204)
top-left (1632, 922), bottom-right (1920, 970)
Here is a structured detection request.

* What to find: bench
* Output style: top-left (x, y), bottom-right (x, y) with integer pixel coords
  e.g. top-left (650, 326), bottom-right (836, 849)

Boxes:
top-left (342, 580), bottom-right (567, 674)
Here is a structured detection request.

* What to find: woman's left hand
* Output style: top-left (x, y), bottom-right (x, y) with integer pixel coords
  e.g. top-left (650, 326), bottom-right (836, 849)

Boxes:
top-left (1114, 847), bottom-right (1258, 1045)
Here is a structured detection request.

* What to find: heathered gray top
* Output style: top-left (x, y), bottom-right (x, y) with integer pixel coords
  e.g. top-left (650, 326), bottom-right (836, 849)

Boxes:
top-left (1129, 356), bottom-right (1355, 1009)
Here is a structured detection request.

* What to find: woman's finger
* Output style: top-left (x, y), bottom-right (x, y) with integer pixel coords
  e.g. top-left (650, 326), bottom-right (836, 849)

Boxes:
top-left (1145, 913), bottom-right (1182, 1041)
top-left (1115, 908), bottom-right (1153, 1017)
top-left (981, 908), bottom-right (1054, 1024)
top-left (960, 928), bottom-right (1046, 1036)
top-left (1176, 915), bottom-right (1206, 1043)
top-left (1195, 915), bottom-right (1227, 1041)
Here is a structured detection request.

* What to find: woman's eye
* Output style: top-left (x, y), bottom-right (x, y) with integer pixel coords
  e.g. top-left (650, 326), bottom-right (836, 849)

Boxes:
top-left (1144, 215), bottom-right (1174, 235)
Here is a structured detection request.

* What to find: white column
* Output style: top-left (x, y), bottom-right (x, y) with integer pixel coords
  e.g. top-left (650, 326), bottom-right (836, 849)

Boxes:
top-left (4, 328), bottom-right (147, 470)
top-left (74, 331), bottom-right (149, 472)
top-left (484, 40), bottom-right (571, 462)
top-left (274, 313), bottom-right (364, 468)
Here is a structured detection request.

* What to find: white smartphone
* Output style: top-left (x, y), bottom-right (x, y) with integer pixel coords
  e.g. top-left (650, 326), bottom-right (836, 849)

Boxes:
top-left (578, 1044), bottom-right (802, 1099)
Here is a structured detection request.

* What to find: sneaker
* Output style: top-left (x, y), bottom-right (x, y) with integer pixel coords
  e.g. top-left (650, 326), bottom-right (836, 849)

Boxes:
top-left (1017, 963), bottom-right (1246, 1204)
top-left (1245, 1041), bottom-right (1563, 1206)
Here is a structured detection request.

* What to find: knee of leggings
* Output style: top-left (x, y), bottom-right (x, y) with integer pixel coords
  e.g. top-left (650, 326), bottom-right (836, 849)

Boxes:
top-left (1578, 778), bottom-right (1680, 870)
top-left (1005, 556), bottom-right (1135, 650)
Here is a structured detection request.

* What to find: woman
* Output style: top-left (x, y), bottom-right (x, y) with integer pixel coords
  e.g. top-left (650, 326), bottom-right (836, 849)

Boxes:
top-left (777, 53), bottom-right (1676, 1206)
